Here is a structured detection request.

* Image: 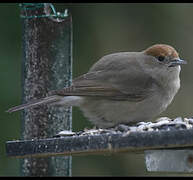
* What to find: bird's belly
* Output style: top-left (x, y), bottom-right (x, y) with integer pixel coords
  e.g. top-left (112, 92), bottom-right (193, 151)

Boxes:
top-left (80, 94), bottom-right (169, 128)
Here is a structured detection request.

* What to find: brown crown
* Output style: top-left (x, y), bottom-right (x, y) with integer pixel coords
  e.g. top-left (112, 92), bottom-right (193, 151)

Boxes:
top-left (144, 44), bottom-right (179, 59)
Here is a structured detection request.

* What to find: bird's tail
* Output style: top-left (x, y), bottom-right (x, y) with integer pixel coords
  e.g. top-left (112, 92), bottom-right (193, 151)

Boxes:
top-left (6, 95), bottom-right (62, 113)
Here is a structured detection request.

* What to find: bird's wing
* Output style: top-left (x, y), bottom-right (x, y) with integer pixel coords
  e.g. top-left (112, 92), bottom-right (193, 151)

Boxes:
top-left (50, 53), bottom-right (156, 101)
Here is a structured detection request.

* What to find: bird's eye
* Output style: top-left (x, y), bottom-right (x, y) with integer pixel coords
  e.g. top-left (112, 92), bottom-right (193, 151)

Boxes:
top-left (157, 56), bottom-right (165, 62)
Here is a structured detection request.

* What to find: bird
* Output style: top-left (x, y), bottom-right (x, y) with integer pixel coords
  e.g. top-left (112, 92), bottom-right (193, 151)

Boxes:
top-left (7, 44), bottom-right (187, 128)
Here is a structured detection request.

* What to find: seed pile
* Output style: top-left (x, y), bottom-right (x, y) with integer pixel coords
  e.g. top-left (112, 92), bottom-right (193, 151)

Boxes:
top-left (55, 117), bottom-right (193, 137)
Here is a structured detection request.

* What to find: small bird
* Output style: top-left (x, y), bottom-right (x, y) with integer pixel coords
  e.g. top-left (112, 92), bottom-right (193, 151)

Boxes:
top-left (7, 44), bottom-right (186, 128)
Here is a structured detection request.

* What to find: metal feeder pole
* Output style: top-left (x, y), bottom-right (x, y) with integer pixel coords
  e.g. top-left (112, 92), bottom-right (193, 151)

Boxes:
top-left (20, 3), bottom-right (72, 176)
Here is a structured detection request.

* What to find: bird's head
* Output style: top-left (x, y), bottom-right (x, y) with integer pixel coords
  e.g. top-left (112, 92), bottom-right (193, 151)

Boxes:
top-left (143, 44), bottom-right (187, 68)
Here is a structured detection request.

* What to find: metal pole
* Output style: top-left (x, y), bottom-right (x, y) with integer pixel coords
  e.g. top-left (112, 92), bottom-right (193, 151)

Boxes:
top-left (20, 3), bottom-right (72, 176)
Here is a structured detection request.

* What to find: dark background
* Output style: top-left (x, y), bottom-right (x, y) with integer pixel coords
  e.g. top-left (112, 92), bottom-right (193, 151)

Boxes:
top-left (1, 3), bottom-right (193, 176)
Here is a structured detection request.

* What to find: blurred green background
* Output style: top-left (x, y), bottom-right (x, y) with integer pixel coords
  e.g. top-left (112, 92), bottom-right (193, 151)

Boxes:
top-left (1, 3), bottom-right (193, 176)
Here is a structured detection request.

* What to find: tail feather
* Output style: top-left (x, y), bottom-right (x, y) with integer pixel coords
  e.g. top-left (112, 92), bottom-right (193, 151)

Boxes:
top-left (6, 95), bottom-right (61, 113)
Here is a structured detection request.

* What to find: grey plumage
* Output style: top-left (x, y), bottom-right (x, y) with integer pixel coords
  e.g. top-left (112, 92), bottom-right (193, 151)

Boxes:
top-left (7, 44), bottom-right (186, 128)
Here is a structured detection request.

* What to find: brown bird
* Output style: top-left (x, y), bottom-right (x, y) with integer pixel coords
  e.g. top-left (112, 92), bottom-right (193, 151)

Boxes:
top-left (7, 44), bottom-right (186, 128)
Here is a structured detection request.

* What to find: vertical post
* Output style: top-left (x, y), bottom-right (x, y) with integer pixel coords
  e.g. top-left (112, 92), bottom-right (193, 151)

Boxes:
top-left (20, 3), bottom-right (72, 176)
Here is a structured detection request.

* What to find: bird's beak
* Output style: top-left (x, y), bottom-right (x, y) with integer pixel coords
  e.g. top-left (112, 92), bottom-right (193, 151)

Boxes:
top-left (168, 58), bottom-right (187, 67)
